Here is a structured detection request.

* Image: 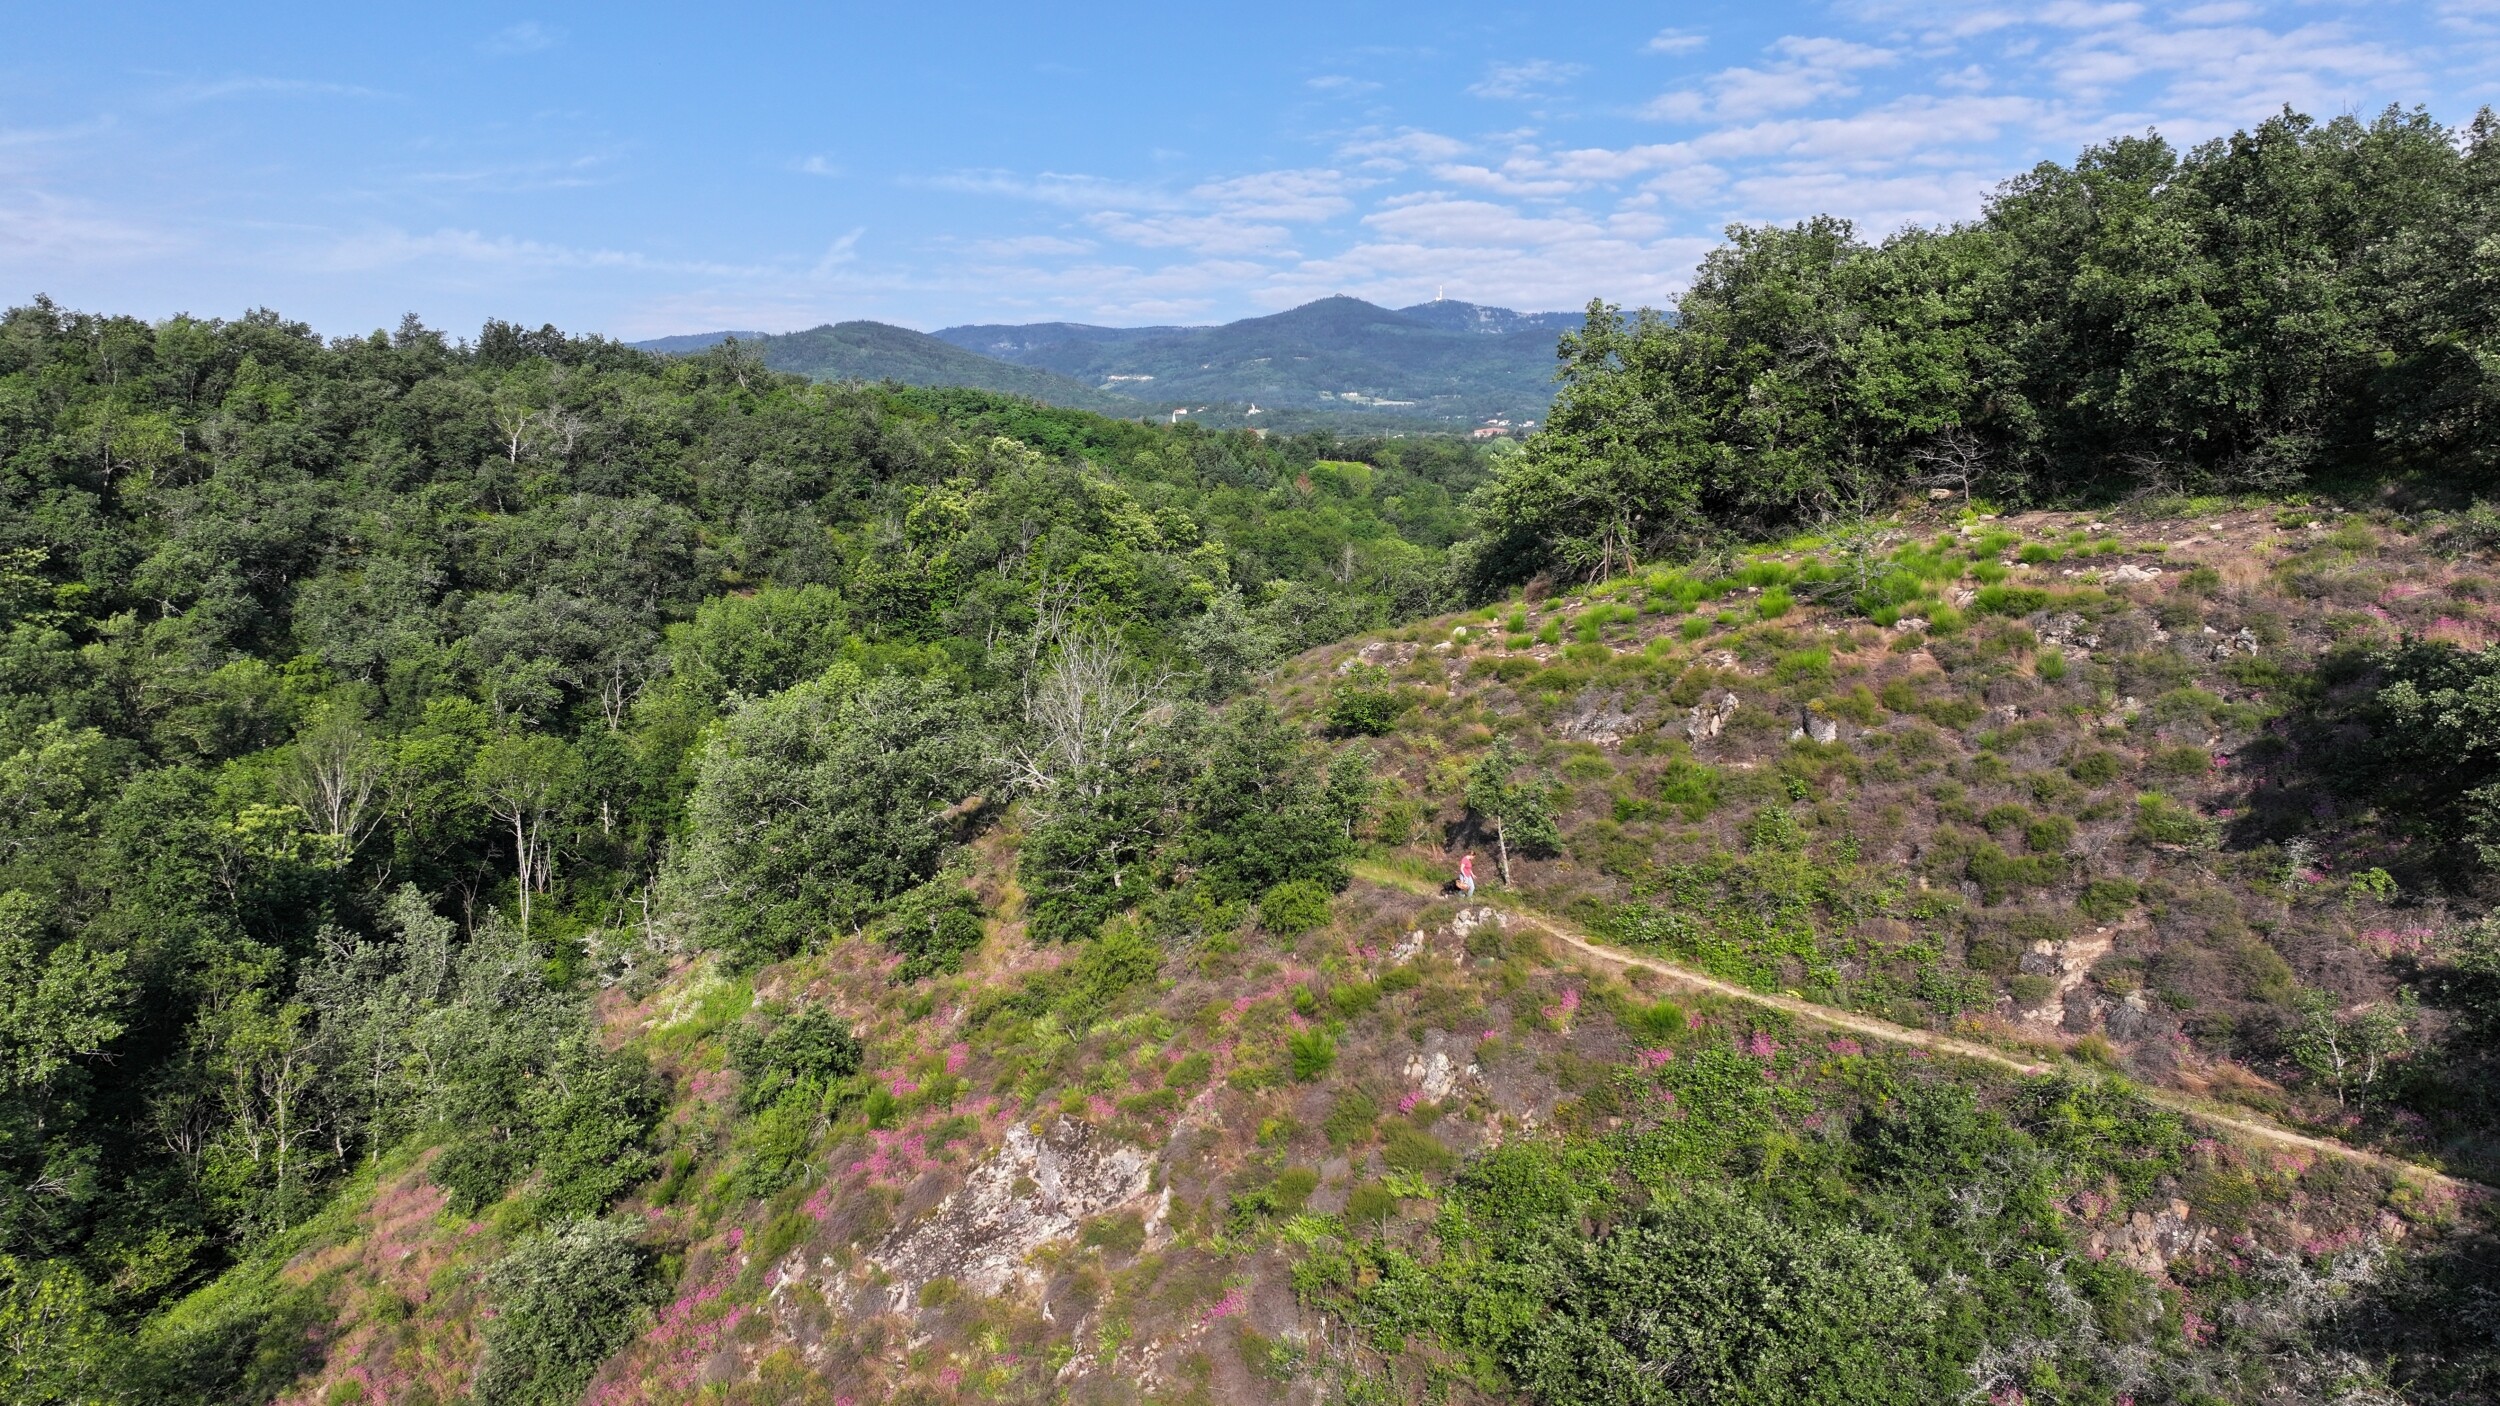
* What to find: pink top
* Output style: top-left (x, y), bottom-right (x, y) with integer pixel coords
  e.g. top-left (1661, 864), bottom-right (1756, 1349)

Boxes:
top-left (1459, 854), bottom-right (1475, 881)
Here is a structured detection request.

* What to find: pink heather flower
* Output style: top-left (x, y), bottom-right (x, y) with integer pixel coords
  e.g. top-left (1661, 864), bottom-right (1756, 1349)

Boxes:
top-left (1204, 1286), bottom-right (1249, 1323)
top-left (1087, 1095), bottom-right (1115, 1122)
top-left (936, 1366), bottom-right (962, 1388)
top-left (1826, 1038), bottom-right (1862, 1056)
top-left (888, 1075), bottom-right (918, 1097)
top-left (1398, 1089), bottom-right (1424, 1114)
top-left (1480, 1028), bottom-right (1501, 1042)
top-left (945, 1043), bottom-right (969, 1076)
top-left (724, 1226), bottom-right (743, 1250)
top-left (1637, 1048), bottom-right (1675, 1068)
top-left (1745, 1032), bottom-right (1780, 1059)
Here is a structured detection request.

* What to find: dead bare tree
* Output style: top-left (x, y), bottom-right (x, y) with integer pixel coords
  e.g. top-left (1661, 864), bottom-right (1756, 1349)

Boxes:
top-left (1006, 627), bottom-right (1171, 798)
top-left (1912, 426), bottom-right (1991, 509)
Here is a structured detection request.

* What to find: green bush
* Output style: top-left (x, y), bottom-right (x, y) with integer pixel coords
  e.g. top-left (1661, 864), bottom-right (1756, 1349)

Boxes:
top-left (1326, 679), bottom-right (1406, 737)
top-left (1506, 1191), bottom-right (1940, 1406)
top-left (879, 880), bottom-right (987, 980)
top-left (1971, 584), bottom-right (2051, 616)
top-left (2133, 793), bottom-right (2217, 848)
top-left (2008, 974), bottom-right (2057, 1007)
top-left (2078, 878), bottom-right (2141, 921)
top-left (1381, 1122), bottom-right (1454, 1175)
top-left (475, 1219), bottom-right (656, 1406)
top-left (1259, 880), bottom-right (1334, 935)
top-left (2069, 749), bottom-right (2124, 784)
top-left (1324, 1092), bottom-right (1379, 1147)
top-left (2149, 744), bottom-right (2211, 778)
top-left (1286, 1029), bottom-right (1337, 1082)
top-left (727, 1005), bottom-right (864, 1113)
top-left (1626, 999), bottom-right (1688, 1040)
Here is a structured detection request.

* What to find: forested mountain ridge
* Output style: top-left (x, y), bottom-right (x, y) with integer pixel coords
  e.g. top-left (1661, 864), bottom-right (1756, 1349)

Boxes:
top-left (636, 297), bottom-right (1580, 428)
top-left (12, 100), bottom-right (2500, 1406)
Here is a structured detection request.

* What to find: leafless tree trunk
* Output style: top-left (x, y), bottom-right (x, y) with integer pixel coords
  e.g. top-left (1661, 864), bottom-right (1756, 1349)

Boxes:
top-left (1912, 426), bottom-right (1990, 508)
top-left (286, 710), bottom-right (386, 851)
top-left (1008, 627), bottom-right (1170, 797)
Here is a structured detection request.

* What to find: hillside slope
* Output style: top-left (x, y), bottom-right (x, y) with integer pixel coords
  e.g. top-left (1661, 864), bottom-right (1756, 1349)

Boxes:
top-left (181, 499), bottom-right (2500, 1406)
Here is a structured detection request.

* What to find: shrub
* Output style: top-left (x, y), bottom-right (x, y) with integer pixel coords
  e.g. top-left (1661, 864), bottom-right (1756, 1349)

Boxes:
top-left (2133, 793), bottom-right (2216, 848)
top-left (1329, 979), bottom-right (1381, 1016)
top-left (2023, 815), bottom-right (2075, 853)
top-left (2008, 974), bottom-right (2057, 1007)
top-left (2068, 750), bottom-right (2124, 784)
top-left (2078, 878), bottom-right (2141, 921)
top-left (476, 1219), bottom-right (655, 1406)
top-left (1286, 1029), bottom-right (1338, 1082)
top-left (727, 1005), bottom-right (865, 1112)
top-left (1972, 585), bottom-right (2051, 616)
top-left (1507, 1191), bottom-right (1939, 1405)
top-left (1381, 1122), bottom-right (1454, 1175)
top-left (1756, 587), bottom-right (1794, 620)
top-left (880, 880), bottom-right (987, 980)
top-left (1324, 1091), bottom-right (1379, 1147)
top-left (2149, 744), bottom-right (2212, 778)
top-left (1326, 677), bottom-right (1406, 736)
top-left (1344, 1182), bottom-right (1398, 1222)
top-left (1626, 999), bottom-right (1687, 1040)
top-left (1259, 880), bottom-right (1334, 935)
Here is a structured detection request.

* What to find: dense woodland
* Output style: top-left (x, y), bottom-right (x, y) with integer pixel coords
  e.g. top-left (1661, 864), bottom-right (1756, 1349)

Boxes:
top-left (1474, 107), bottom-right (2500, 582)
top-left (0, 308), bottom-right (1487, 1396)
top-left (6, 102), bottom-right (2500, 1406)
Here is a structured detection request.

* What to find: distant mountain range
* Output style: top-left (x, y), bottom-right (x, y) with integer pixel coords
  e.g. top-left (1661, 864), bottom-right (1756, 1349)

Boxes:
top-left (630, 297), bottom-right (1588, 426)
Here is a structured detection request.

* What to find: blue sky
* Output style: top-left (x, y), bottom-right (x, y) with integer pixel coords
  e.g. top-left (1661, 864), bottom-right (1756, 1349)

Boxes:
top-left (5, 2), bottom-right (2496, 339)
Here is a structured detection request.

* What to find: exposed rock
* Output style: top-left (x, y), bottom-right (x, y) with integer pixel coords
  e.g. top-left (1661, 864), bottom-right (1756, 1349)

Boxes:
top-left (2015, 929), bottom-right (2114, 1029)
top-left (1701, 649), bottom-right (1740, 671)
top-left (865, 1117), bottom-right (1154, 1308)
top-left (2206, 626), bottom-right (2259, 660)
top-left (1557, 689), bottom-right (1636, 746)
top-left (1789, 709), bottom-right (1840, 745)
top-left (1686, 690), bottom-right (1739, 743)
top-left (1338, 640), bottom-right (1418, 673)
top-left (1449, 907), bottom-right (1505, 945)
top-left (1402, 1047), bottom-right (1472, 1102)
top-left (2037, 612), bottom-right (2099, 650)
top-left (2086, 1199), bottom-right (2209, 1277)
top-left (2109, 564), bottom-right (2164, 583)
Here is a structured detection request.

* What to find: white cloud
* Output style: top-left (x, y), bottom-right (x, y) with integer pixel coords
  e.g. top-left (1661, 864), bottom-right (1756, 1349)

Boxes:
top-left (919, 169), bottom-right (1185, 211)
top-left (793, 155), bottom-right (841, 177)
top-left (479, 22), bottom-right (564, 57)
top-left (1191, 168), bottom-right (1359, 221)
top-left (1469, 59), bottom-right (1588, 100)
top-left (1646, 29), bottom-right (1708, 55)
top-left (1646, 35), bottom-right (1898, 122)
top-left (1338, 128), bottom-right (1472, 170)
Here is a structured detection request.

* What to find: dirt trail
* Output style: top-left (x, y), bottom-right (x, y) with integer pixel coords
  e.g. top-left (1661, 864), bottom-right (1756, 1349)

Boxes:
top-left (1354, 862), bottom-right (2484, 1196)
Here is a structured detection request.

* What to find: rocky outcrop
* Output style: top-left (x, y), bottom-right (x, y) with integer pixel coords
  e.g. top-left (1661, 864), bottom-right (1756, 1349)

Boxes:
top-left (865, 1117), bottom-right (1155, 1308)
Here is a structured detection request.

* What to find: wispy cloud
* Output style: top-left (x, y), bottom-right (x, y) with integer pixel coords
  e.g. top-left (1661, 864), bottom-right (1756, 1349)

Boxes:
top-left (1645, 36), bottom-right (1897, 122)
top-left (1469, 59), bottom-right (1588, 100)
top-left (793, 155), bottom-right (841, 177)
top-left (479, 22), bottom-right (564, 57)
top-left (162, 75), bottom-right (387, 103)
top-left (1646, 29), bottom-right (1708, 55)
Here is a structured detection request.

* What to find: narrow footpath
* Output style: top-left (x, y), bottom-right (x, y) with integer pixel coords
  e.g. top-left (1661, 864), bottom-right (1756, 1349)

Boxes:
top-left (1353, 861), bottom-right (2485, 1198)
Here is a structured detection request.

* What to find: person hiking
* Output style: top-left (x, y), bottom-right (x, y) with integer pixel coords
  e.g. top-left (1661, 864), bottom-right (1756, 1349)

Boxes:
top-left (1457, 850), bottom-right (1477, 899)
